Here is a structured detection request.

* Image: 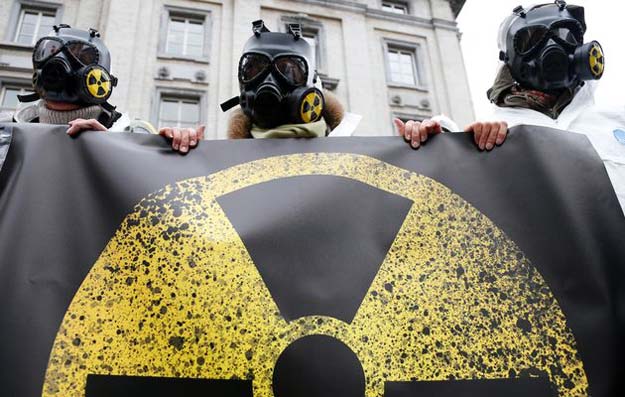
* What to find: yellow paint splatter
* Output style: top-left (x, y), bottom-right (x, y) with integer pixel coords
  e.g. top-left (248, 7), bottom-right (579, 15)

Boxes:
top-left (42, 153), bottom-right (588, 396)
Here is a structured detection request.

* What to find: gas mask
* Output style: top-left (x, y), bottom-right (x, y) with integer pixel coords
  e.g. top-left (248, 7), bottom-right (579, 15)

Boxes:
top-left (498, 0), bottom-right (604, 92)
top-left (221, 20), bottom-right (325, 130)
top-left (21, 24), bottom-right (118, 107)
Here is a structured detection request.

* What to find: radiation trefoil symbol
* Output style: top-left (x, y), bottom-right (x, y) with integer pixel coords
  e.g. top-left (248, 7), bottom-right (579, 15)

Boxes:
top-left (85, 67), bottom-right (112, 99)
top-left (589, 43), bottom-right (604, 78)
top-left (43, 153), bottom-right (588, 397)
top-left (300, 91), bottom-right (323, 123)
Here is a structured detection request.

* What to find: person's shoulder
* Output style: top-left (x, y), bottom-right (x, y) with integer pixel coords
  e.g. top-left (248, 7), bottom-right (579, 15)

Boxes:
top-left (109, 113), bottom-right (157, 134)
top-left (13, 102), bottom-right (40, 123)
top-left (0, 111), bottom-right (14, 123)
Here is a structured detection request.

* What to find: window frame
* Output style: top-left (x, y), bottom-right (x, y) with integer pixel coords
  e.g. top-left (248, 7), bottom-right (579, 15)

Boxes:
top-left (0, 79), bottom-right (33, 113)
top-left (381, 1), bottom-right (409, 15)
top-left (382, 39), bottom-right (427, 91)
top-left (151, 87), bottom-right (207, 130)
top-left (158, 5), bottom-right (211, 63)
top-left (4, 0), bottom-right (63, 47)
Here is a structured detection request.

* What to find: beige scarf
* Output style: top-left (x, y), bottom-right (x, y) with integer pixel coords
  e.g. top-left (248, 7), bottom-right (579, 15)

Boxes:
top-left (37, 101), bottom-right (103, 125)
top-left (251, 119), bottom-right (328, 139)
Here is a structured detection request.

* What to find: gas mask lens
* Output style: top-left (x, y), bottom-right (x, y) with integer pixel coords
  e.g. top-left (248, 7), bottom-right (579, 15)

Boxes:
top-left (66, 42), bottom-right (98, 65)
top-left (274, 56), bottom-right (307, 86)
top-left (515, 26), bottom-right (549, 55)
top-left (240, 53), bottom-right (271, 83)
top-left (33, 37), bottom-right (99, 66)
top-left (33, 38), bottom-right (64, 63)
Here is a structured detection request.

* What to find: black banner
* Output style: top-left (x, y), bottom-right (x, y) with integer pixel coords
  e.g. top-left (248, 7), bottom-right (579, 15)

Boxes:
top-left (0, 123), bottom-right (623, 397)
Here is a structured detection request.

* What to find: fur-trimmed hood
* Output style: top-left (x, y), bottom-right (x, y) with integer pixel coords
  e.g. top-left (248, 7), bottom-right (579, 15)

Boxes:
top-left (227, 90), bottom-right (345, 139)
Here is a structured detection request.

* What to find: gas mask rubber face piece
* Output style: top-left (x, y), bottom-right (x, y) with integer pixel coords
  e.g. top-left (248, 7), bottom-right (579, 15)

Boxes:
top-left (237, 27), bottom-right (325, 129)
top-left (32, 25), bottom-right (117, 105)
top-left (498, 1), bottom-right (604, 92)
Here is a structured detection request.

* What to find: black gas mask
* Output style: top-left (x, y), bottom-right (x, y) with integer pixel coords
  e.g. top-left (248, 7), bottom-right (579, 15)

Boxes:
top-left (221, 20), bottom-right (325, 129)
top-left (499, 0), bottom-right (604, 92)
top-left (22, 24), bottom-right (118, 107)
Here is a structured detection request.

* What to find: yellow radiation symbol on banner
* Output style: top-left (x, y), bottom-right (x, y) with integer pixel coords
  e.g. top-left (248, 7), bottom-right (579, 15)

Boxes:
top-left (300, 91), bottom-right (323, 123)
top-left (85, 67), bottom-right (111, 99)
top-left (589, 43), bottom-right (604, 78)
top-left (43, 153), bottom-right (588, 397)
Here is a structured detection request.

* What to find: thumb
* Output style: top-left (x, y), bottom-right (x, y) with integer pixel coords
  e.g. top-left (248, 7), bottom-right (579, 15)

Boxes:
top-left (393, 118), bottom-right (404, 136)
top-left (197, 125), bottom-right (206, 140)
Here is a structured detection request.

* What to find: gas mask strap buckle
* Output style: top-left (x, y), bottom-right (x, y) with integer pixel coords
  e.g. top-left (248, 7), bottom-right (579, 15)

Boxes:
top-left (220, 96), bottom-right (241, 112)
top-left (99, 101), bottom-right (122, 129)
top-left (513, 6), bottom-right (526, 18)
top-left (288, 24), bottom-right (302, 40)
top-left (17, 92), bottom-right (41, 103)
top-left (252, 20), bottom-right (270, 37)
top-left (555, 0), bottom-right (567, 11)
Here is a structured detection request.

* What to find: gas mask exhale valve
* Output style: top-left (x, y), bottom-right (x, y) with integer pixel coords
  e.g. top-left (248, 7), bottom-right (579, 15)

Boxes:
top-left (498, 1), bottom-right (604, 92)
top-left (221, 20), bottom-right (325, 130)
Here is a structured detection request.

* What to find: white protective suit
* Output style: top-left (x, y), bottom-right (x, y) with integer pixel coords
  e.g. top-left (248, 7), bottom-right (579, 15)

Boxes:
top-left (488, 81), bottom-right (625, 216)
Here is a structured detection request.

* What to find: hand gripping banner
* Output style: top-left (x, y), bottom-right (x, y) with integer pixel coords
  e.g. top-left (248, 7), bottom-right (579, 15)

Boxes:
top-left (0, 123), bottom-right (623, 397)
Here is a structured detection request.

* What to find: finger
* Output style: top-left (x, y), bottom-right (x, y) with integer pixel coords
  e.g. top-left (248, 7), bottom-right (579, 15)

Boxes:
top-left (86, 119), bottom-right (107, 131)
top-left (404, 120), bottom-right (415, 142)
top-left (495, 122), bottom-right (508, 145)
top-left (179, 128), bottom-right (191, 153)
top-left (430, 121), bottom-right (442, 135)
top-left (478, 123), bottom-right (492, 150)
top-left (188, 128), bottom-right (198, 148)
top-left (171, 128), bottom-right (181, 151)
top-left (66, 123), bottom-right (82, 136)
top-left (159, 127), bottom-right (174, 139)
top-left (197, 125), bottom-right (205, 140)
top-left (469, 123), bottom-right (483, 147)
top-left (409, 121), bottom-right (421, 148)
top-left (418, 121), bottom-right (429, 144)
top-left (68, 118), bottom-right (85, 124)
top-left (485, 123), bottom-right (499, 151)
top-left (393, 118), bottom-right (405, 137)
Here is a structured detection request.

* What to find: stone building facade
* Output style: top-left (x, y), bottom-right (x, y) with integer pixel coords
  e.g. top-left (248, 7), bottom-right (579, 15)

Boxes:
top-left (0, 0), bottom-right (473, 138)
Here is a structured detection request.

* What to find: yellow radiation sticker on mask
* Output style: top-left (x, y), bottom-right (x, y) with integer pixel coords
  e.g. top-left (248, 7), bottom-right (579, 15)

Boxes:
top-left (300, 91), bottom-right (323, 123)
top-left (589, 43), bottom-right (604, 78)
top-left (42, 153), bottom-right (588, 397)
top-left (85, 67), bottom-right (111, 99)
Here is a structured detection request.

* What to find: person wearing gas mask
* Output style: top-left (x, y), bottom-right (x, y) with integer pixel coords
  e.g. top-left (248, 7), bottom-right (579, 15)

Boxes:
top-left (220, 21), bottom-right (365, 139)
top-left (486, 0), bottom-right (624, 214)
top-left (0, 25), bottom-right (201, 153)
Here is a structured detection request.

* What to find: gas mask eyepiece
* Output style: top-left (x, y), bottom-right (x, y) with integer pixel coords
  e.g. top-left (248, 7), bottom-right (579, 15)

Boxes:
top-left (221, 20), bottom-right (325, 130)
top-left (499, 1), bottom-right (604, 92)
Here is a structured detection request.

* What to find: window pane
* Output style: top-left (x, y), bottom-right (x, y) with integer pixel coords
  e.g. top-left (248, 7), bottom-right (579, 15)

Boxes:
top-left (38, 14), bottom-right (56, 38)
top-left (388, 47), bottom-right (416, 85)
top-left (159, 100), bottom-right (179, 123)
top-left (303, 34), bottom-right (317, 70)
top-left (1, 88), bottom-right (21, 109)
top-left (158, 97), bottom-right (200, 128)
top-left (180, 101), bottom-right (199, 124)
top-left (382, 2), bottom-right (407, 14)
top-left (166, 19), bottom-right (186, 55)
top-left (16, 11), bottom-right (38, 44)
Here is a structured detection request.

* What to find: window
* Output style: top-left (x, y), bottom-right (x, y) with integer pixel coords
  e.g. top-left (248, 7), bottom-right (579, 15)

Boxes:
top-left (302, 32), bottom-right (318, 71)
top-left (387, 47), bottom-right (418, 85)
top-left (0, 85), bottom-right (33, 112)
top-left (158, 96), bottom-right (200, 129)
top-left (381, 1), bottom-right (408, 14)
top-left (159, 7), bottom-right (211, 61)
top-left (14, 7), bottom-right (56, 45)
top-left (165, 16), bottom-right (205, 57)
